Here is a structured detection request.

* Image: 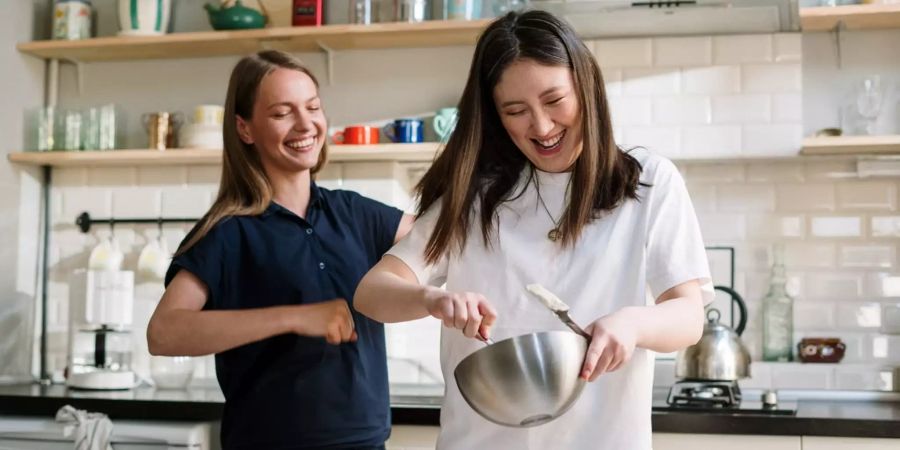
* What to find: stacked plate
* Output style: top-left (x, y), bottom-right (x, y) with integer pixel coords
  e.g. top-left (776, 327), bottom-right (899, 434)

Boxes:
top-left (180, 123), bottom-right (223, 149)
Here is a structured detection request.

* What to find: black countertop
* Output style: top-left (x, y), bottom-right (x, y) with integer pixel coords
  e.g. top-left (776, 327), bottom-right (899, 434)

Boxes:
top-left (2, 383), bottom-right (900, 438)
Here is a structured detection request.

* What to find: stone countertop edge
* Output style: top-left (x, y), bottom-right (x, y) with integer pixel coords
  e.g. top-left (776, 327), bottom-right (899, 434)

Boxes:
top-left (1, 384), bottom-right (899, 438)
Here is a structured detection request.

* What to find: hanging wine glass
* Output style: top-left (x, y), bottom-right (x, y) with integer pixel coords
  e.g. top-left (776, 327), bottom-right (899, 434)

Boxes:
top-left (855, 76), bottom-right (884, 136)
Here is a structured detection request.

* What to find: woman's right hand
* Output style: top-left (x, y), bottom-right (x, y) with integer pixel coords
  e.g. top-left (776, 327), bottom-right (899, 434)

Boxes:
top-left (290, 299), bottom-right (357, 345)
top-left (422, 287), bottom-right (498, 341)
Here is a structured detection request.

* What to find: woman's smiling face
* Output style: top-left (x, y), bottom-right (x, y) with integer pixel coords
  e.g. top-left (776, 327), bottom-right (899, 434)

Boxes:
top-left (237, 68), bottom-right (327, 175)
top-left (493, 59), bottom-right (583, 173)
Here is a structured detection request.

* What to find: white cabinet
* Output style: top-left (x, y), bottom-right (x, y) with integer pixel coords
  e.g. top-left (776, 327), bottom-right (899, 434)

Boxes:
top-left (386, 425), bottom-right (439, 450)
top-left (0, 416), bottom-right (216, 449)
top-left (653, 433), bottom-right (802, 450)
top-left (802, 436), bottom-right (900, 450)
top-left (384, 429), bottom-right (900, 449)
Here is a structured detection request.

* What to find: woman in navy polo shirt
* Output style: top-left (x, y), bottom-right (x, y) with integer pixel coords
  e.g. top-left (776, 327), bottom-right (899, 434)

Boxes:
top-left (147, 50), bottom-right (413, 450)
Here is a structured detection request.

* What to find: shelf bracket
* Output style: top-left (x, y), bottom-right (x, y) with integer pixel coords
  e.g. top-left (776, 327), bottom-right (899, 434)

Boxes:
top-left (47, 59), bottom-right (59, 108)
top-left (75, 60), bottom-right (85, 97)
top-left (54, 57), bottom-right (86, 97)
top-left (831, 20), bottom-right (845, 70)
top-left (315, 40), bottom-right (335, 86)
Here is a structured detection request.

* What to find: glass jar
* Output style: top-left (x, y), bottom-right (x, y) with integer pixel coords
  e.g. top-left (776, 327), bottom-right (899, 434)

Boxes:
top-left (443, 0), bottom-right (480, 20)
top-left (350, 0), bottom-right (374, 24)
top-left (762, 244), bottom-right (794, 362)
top-left (394, 0), bottom-right (428, 22)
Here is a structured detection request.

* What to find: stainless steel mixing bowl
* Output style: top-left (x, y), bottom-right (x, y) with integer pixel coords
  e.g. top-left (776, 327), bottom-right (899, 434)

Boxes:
top-left (453, 330), bottom-right (588, 427)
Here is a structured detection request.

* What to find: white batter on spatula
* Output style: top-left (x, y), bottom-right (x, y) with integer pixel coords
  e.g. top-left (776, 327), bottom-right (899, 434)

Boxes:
top-left (526, 284), bottom-right (570, 313)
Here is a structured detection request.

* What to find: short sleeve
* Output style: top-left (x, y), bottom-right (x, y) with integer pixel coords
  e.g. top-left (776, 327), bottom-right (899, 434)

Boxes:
top-left (386, 205), bottom-right (449, 287)
top-left (346, 191), bottom-right (404, 257)
top-left (164, 221), bottom-right (228, 308)
top-left (644, 159), bottom-right (714, 305)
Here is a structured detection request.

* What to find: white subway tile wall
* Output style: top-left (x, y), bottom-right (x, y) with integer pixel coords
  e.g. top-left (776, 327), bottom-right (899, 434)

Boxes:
top-left (44, 162), bottom-right (420, 383)
top-left (40, 32), bottom-right (895, 391)
top-left (594, 33), bottom-right (802, 158)
top-left (42, 156), bottom-right (899, 390)
top-left (684, 158), bottom-right (899, 390)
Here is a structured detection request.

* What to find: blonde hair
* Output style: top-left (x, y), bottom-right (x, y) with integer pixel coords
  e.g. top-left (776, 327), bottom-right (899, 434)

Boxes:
top-left (176, 50), bottom-right (327, 256)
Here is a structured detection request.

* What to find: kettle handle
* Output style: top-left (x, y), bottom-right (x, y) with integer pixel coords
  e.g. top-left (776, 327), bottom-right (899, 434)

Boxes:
top-left (713, 285), bottom-right (747, 336)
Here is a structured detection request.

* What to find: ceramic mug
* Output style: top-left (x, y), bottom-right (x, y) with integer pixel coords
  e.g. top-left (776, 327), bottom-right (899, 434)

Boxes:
top-left (383, 118), bottom-right (424, 143)
top-left (88, 236), bottom-right (124, 272)
top-left (137, 233), bottom-right (170, 279)
top-left (332, 125), bottom-right (379, 145)
top-left (433, 107), bottom-right (458, 141)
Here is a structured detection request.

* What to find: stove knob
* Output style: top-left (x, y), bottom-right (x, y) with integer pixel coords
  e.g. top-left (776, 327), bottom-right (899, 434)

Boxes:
top-left (762, 390), bottom-right (778, 408)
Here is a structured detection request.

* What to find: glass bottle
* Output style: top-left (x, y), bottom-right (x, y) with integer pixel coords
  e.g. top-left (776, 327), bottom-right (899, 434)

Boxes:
top-left (762, 244), bottom-right (794, 362)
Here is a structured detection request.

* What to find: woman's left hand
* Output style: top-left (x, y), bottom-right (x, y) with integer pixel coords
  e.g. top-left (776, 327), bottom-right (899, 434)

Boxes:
top-left (581, 309), bottom-right (638, 381)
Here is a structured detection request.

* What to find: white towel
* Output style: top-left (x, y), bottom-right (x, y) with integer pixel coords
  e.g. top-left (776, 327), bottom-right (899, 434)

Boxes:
top-left (55, 405), bottom-right (113, 450)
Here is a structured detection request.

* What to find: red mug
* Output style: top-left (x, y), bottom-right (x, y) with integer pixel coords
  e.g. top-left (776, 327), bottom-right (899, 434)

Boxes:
top-left (332, 126), bottom-right (379, 145)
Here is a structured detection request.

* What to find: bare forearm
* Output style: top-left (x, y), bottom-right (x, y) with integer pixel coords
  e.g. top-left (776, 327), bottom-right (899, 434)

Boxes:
top-left (147, 306), bottom-right (292, 356)
top-left (355, 270), bottom-right (431, 323)
top-left (619, 296), bottom-right (705, 353)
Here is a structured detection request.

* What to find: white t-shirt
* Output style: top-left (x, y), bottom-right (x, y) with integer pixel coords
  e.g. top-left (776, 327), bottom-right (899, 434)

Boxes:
top-left (387, 149), bottom-right (712, 450)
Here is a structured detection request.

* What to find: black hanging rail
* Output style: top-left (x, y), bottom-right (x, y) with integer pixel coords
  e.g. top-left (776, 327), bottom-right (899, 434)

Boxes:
top-left (75, 211), bottom-right (201, 233)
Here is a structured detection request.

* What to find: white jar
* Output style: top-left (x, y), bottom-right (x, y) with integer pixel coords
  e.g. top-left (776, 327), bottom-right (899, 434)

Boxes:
top-left (118, 0), bottom-right (173, 36)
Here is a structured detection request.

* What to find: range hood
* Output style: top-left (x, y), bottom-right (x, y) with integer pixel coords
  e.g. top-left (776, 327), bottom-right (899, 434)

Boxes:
top-left (529, 0), bottom-right (801, 38)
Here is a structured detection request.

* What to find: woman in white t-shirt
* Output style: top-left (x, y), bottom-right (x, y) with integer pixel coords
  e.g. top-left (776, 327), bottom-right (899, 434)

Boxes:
top-left (355, 10), bottom-right (712, 450)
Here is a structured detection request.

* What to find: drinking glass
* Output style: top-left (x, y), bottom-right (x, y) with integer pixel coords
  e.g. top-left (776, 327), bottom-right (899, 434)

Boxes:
top-left (856, 75), bottom-right (884, 135)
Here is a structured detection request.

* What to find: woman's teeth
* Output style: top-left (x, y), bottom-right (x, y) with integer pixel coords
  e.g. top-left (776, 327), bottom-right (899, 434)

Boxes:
top-left (285, 137), bottom-right (315, 150)
top-left (534, 131), bottom-right (565, 149)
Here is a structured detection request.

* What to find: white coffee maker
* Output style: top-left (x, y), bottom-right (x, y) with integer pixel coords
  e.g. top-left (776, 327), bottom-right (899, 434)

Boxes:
top-left (66, 270), bottom-right (136, 390)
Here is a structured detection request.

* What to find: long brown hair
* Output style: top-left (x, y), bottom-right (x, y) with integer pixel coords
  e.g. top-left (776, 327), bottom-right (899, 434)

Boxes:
top-left (417, 10), bottom-right (644, 264)
top-left (176, 50), bottom-right (327, 256)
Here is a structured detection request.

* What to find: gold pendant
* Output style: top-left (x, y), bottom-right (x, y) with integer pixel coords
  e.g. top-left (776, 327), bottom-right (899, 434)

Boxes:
top-left (547, 228), bottom-right (561, 242)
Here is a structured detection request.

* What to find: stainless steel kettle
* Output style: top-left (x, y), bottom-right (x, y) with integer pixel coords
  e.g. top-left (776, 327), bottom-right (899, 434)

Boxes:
top-left (675, 286), bottom-right (751, 381)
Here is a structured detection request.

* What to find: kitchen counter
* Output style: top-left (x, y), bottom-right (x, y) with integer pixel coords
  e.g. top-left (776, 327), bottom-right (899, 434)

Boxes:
top-left (0, 382), bottom-right (442, 424)
top-left (2, 383), bottom-right (899, 438)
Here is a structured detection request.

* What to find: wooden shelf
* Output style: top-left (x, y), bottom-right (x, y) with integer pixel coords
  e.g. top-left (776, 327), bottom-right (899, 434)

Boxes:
top-left (7, 143), bottom-right (440, 167)
top-left (801, 4), bottom-right (900, 32)
top-left (800, 134), bottom-right (900, 156)
top-left (16, 20), bottom-right (490, 62)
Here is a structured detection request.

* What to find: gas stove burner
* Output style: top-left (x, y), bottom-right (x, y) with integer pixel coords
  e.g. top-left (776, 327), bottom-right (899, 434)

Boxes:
top-left (666, 380), bottom-right (742, 408)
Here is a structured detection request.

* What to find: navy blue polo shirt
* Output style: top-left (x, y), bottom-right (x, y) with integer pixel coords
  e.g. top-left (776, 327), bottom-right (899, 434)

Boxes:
top-left (164, 184), bottom-right (403, 450)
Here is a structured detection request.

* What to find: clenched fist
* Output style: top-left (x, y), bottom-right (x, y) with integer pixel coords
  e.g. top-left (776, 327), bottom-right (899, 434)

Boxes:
top-left (291, 299), bottom-right (358, 345)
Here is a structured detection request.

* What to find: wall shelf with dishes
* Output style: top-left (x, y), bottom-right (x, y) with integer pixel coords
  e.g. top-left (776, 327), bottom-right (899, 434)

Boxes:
top-left (800, 3), bottom-right (900, 32)
top-left (9, 136), bottom-right (900, 168)
top-left (16, 20), bottom-right (492, 63)
top-left (6, 143), bottom-right (441, 167)
top-left (20, 4), bottom-right (900, 64)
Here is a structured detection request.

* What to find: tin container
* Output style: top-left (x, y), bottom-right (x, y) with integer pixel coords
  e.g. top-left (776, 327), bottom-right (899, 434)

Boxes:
top-left (53, 0), bottom-right (92, 40)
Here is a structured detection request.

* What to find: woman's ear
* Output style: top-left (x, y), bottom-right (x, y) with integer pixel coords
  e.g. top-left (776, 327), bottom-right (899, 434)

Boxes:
top-left (236, 115), bottom-right (254, 145)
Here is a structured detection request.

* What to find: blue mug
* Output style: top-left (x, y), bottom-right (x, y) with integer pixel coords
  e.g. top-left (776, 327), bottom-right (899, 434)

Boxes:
top-left (383, 118), bottom-right (424, 143)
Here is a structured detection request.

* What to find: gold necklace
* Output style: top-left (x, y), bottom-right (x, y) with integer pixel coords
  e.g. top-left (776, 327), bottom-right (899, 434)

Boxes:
top-left (535, 186), bottom-right (562, 242)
